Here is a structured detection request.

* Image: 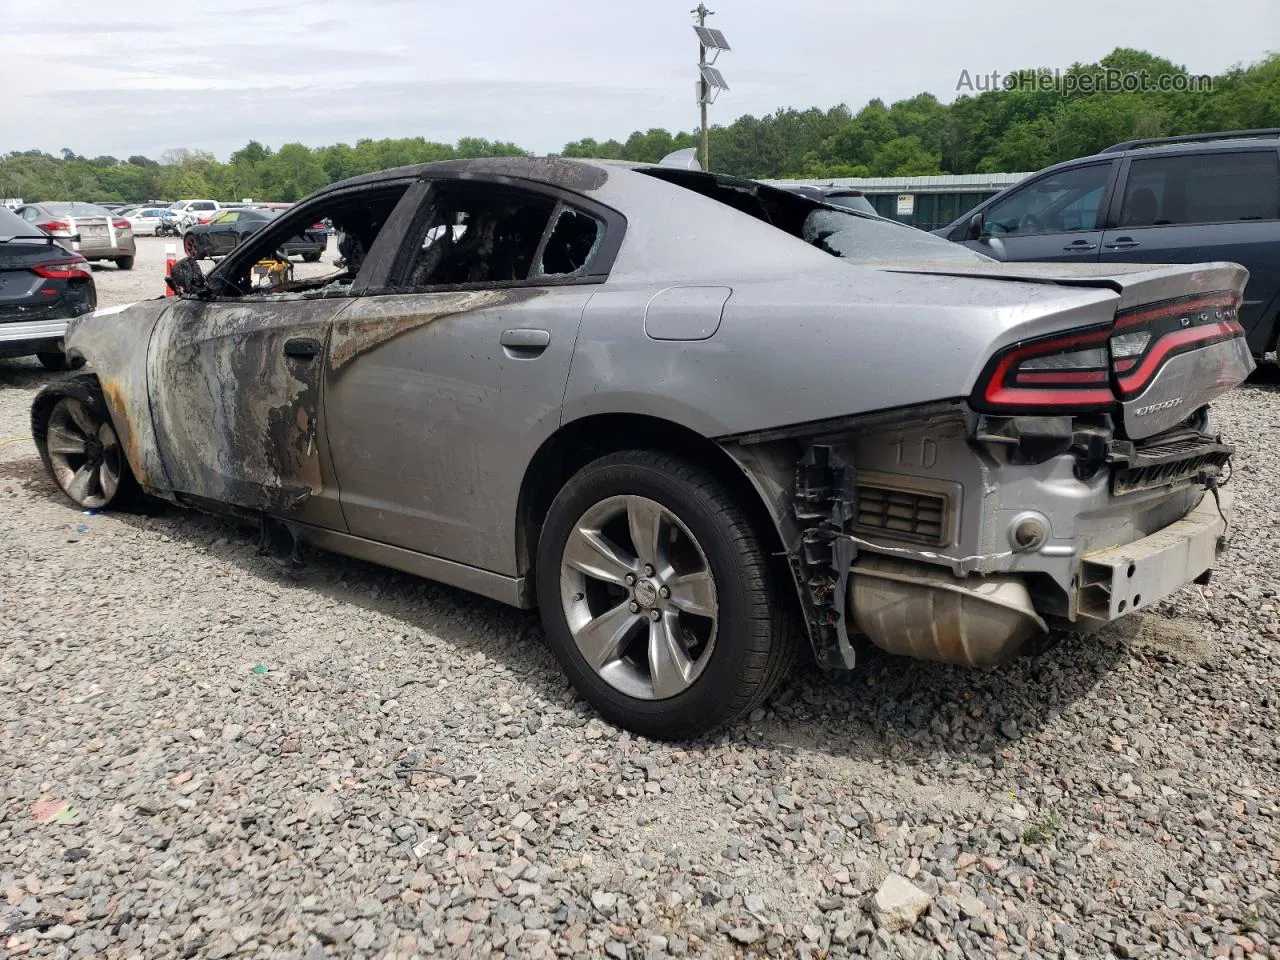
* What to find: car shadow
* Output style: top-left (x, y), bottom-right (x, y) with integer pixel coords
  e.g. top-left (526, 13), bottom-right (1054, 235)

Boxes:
top-left (1244, 356), bottom-right (1280, 389)
top-left (0, 358), bottom-right (59, 391)
top-left (2, 450), bottom-right (1143, 764)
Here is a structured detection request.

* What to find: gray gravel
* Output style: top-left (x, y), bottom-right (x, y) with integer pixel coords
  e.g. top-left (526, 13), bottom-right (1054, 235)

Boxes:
top-left (1, 258), bottom-right (1277, 959)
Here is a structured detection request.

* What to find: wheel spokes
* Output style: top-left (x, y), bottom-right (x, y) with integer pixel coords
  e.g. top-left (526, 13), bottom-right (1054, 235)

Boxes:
top-left (648, 611), bottom-right (696, 699)
top-left (666, 569), bottom-right (717, 619)
top-left (563, 527), bottom-right (636, 586)
top-left (626, 496), bottom-right (666, 571)
top-left (46, 424), bottom-right (86, 455)
top-left (64, 399), bottom-right (98, 437)
top-left (98, 458), bottom-right (120, 501)
top-left (67, 463), bottom-right (97, 503)
top-left (573, 599), bottom-right (642, 671)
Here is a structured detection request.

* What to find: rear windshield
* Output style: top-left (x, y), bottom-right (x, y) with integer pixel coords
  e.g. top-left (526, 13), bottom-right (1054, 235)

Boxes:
top-left (43, 201), bottom-right (114, 217)
top-left (0, 206), bottom-right (43, 238)
top-left (640, 169), bottom-right (990, 265)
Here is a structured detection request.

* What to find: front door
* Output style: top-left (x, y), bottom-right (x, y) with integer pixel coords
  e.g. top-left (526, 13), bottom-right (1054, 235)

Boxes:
top-left (963, 161), bottom-right (1116, 263)
top-left (147, 297), bottom-right (349, 526)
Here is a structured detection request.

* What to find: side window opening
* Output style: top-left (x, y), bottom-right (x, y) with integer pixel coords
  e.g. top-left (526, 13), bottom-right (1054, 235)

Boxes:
top-left (393, 183), bottom-right (556, 290)
top-left (536, 207), bottom-right (603, 278)
top-left (1120, 151), bottom-right (1280, 227)
top-left (211, 184), bottom-right (409, 300)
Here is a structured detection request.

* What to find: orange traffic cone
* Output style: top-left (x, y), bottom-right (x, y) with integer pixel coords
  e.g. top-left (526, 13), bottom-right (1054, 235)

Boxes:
top-left (164, 243), bottom-right (177, 296)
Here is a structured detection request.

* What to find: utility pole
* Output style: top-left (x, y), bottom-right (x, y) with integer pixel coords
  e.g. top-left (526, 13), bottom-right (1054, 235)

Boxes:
top-left (691, 5), bottom-right (730, 172)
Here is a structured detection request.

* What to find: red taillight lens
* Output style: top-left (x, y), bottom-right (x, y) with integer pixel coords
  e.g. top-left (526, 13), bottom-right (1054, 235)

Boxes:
top-left (310, 222), bottom-right (326, 231)
top-left (41, 221), bottom-right (70, 232)
top-left (33, 258), bottom-right (93, 281)
top-left (197, 216), bottom-right (212, 224)
top-left (971, 324), bottom-right (1116, 412)
top-left (113, 219), bottom-right (131, 230)
top-left (1110, 292), bottom-right (1243, 399)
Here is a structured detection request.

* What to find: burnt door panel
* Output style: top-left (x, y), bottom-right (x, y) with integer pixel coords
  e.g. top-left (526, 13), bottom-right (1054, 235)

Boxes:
top-left (323, 286), bottom-right (593, 575)
top-left (147, 297), bottom-right (352, 527)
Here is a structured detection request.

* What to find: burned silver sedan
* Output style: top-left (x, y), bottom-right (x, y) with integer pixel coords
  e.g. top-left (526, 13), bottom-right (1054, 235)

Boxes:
top-left (32, 158), bottom-right (1253, 738)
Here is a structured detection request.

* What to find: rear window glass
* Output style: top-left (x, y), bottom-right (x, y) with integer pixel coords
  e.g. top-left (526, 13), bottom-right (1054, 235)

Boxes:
top-left (1121, 151), bottom-right (1280, 226)
top-left (43, 202), bottom-right (114, 217)
top-left (0, 206), bottom-right (43, 237)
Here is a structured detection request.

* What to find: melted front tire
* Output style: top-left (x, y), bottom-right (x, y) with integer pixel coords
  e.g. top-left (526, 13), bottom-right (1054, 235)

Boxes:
top-left (32, 373), bottom-right (141, 511)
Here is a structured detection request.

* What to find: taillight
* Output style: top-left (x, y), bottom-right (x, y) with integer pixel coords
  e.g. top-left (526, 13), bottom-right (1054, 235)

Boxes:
top-left (1110, 292), bottom-right (1243, 399)
top-left (310, 222), bottom-right (326, 231)
top-left (33, 258), bottom-right (93, 281)
top-left (971, 323), bottom-right (1116, 412)
top-left (198, 216), bottom-right (212, 224)
top-left (41, 221), bottom-right (70, 232)
top-left (113, 219), bottom-right (131, 230)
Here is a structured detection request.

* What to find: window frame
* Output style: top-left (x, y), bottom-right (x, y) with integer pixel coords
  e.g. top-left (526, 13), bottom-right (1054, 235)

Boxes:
top-left (381, 173), bottom-right (627, 294)
top-left (202, 178), bottom-right (423, 300)
top-left (980, 160), bottom-right (1119, 238)
top-left (1107, 147), bottom-right (1280, 229)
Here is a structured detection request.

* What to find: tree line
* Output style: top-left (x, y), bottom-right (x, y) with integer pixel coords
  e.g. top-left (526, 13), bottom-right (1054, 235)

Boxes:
top-left (2, 48), bottom-right (1276, 204)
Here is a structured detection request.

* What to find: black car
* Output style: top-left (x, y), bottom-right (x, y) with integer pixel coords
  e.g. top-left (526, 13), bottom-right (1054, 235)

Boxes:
top-left (0, 206), bottom-right (96, 369)
top-left (936, 128), bottom-right (1280, 361)
top-left (183, 208), bottom-right (328, 262)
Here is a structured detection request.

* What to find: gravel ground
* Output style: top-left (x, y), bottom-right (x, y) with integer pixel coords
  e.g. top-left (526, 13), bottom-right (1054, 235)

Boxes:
top-left (1, 256), bottom-right (1277, 959)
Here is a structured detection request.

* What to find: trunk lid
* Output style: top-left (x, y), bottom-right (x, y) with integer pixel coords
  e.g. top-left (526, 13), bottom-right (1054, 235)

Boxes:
top-left (883, 259), bottom-right (1255, 439)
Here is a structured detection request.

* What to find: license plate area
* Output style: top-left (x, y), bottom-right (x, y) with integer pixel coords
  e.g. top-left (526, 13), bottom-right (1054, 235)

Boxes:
top-left (1078, 489), bottom-right (1229, 619)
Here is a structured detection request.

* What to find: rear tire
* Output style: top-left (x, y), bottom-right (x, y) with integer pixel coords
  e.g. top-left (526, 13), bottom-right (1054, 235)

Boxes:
top-left (535, 450), bottom-right (796, 740)
top-left (302, 251), bottom-right (322, 263)
top-left (115, 255), bottom-right (134, 271)
top-left (37, 351), bottom-right (68, 371)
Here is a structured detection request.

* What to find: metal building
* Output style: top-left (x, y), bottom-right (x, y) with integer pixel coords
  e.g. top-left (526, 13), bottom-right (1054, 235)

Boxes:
top-left (761, 172), bottom-right (1030, 231)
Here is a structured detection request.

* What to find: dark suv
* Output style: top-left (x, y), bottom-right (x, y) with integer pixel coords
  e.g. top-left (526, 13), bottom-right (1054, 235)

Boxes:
top-left (937, 129), bottom-right (1280, 360)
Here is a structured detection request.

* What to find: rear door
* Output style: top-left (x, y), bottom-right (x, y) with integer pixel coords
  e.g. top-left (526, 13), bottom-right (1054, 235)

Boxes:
top-left (962, 161), bottom-right (1117, 262)
top-left (1099, 148), bottom-right (1280, 356)
top-left (323, 177), bottom-right (622, 575)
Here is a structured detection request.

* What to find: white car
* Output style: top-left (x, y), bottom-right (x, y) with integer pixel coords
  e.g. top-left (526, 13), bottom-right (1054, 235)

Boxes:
top-left (122, 206), bottom-right (179, 236)
top-left (169, 199), bottom-right (223, 233)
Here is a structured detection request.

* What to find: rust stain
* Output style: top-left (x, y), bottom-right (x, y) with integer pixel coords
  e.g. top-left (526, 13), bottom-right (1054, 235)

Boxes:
top-left (99, 376), bottom-right (152, 492)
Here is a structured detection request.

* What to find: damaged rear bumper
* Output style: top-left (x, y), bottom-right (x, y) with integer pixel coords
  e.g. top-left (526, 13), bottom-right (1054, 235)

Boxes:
top-left (1077, 486), bottom-right (1230, 620)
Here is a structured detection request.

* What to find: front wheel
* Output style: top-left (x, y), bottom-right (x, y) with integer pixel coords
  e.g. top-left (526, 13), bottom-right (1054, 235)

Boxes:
top-left (183, 235), bottom-right (200, 259)
top-left (535, 451), bottom-right (796, 740)
top-left (37, 351), bottom-right (69, 371)
top-left (32, 375), bottom-right (139, 510)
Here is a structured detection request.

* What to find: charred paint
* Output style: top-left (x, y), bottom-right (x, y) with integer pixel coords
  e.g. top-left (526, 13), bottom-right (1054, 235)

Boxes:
top-left (328, 287), bottom-right (546, 372)
top-left (146, 298), bottom-right (344, 519)
top-left (99, 376), bottom-right (152, 491)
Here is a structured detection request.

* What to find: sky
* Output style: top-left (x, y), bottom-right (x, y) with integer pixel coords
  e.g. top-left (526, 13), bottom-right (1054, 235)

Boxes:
top-left (1, 0), bottom-right (1277, 162)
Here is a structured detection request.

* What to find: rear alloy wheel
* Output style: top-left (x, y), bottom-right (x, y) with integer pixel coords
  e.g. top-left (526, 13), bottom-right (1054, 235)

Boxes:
top-left (536, 451), bottom-right (796, 739)
top-left (115, 255), bottom-right (134, 270)
top-left (32, 376), bottom-right (138, 510)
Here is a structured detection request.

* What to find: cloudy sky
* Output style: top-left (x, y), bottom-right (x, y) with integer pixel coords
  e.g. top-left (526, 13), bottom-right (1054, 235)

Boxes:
top-left (1, 0), bottom-right (1276, 161)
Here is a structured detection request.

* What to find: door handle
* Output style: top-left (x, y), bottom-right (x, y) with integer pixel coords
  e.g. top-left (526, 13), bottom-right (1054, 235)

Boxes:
top-left (500, 328), bottom-right (550, 358)
top-left (1063, 240), bottom-right (1097, 252)
top-left (283, 337), bottom-right (320, 359)
top-left (1104, 237), bottom-right (1141, 249)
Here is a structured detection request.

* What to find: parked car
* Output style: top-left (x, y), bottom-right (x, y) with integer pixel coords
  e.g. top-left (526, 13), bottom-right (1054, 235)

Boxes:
top-left (31, 157), bottom-right (1251, 738)
top-left (183, 208), bottom-right (327, 261)
top-left (775, 183), bottom-right (880, 216)
top-left (16, 201), bottom-right (136, 269)
top-left (936, 128), bottom-right (1280, 361)
top-left (123, 206), bottom-right (182, 236)
top-left (170, 199), bottom-right (224, 233)
top-left (0, 205), bottom-right (96, 369)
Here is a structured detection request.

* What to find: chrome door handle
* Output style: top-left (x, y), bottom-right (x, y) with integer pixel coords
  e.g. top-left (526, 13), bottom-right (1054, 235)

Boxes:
top-left (1063, 240), bottom-right (1097, 252)
top-left (1105, 238), bottom-right (1141, 249)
